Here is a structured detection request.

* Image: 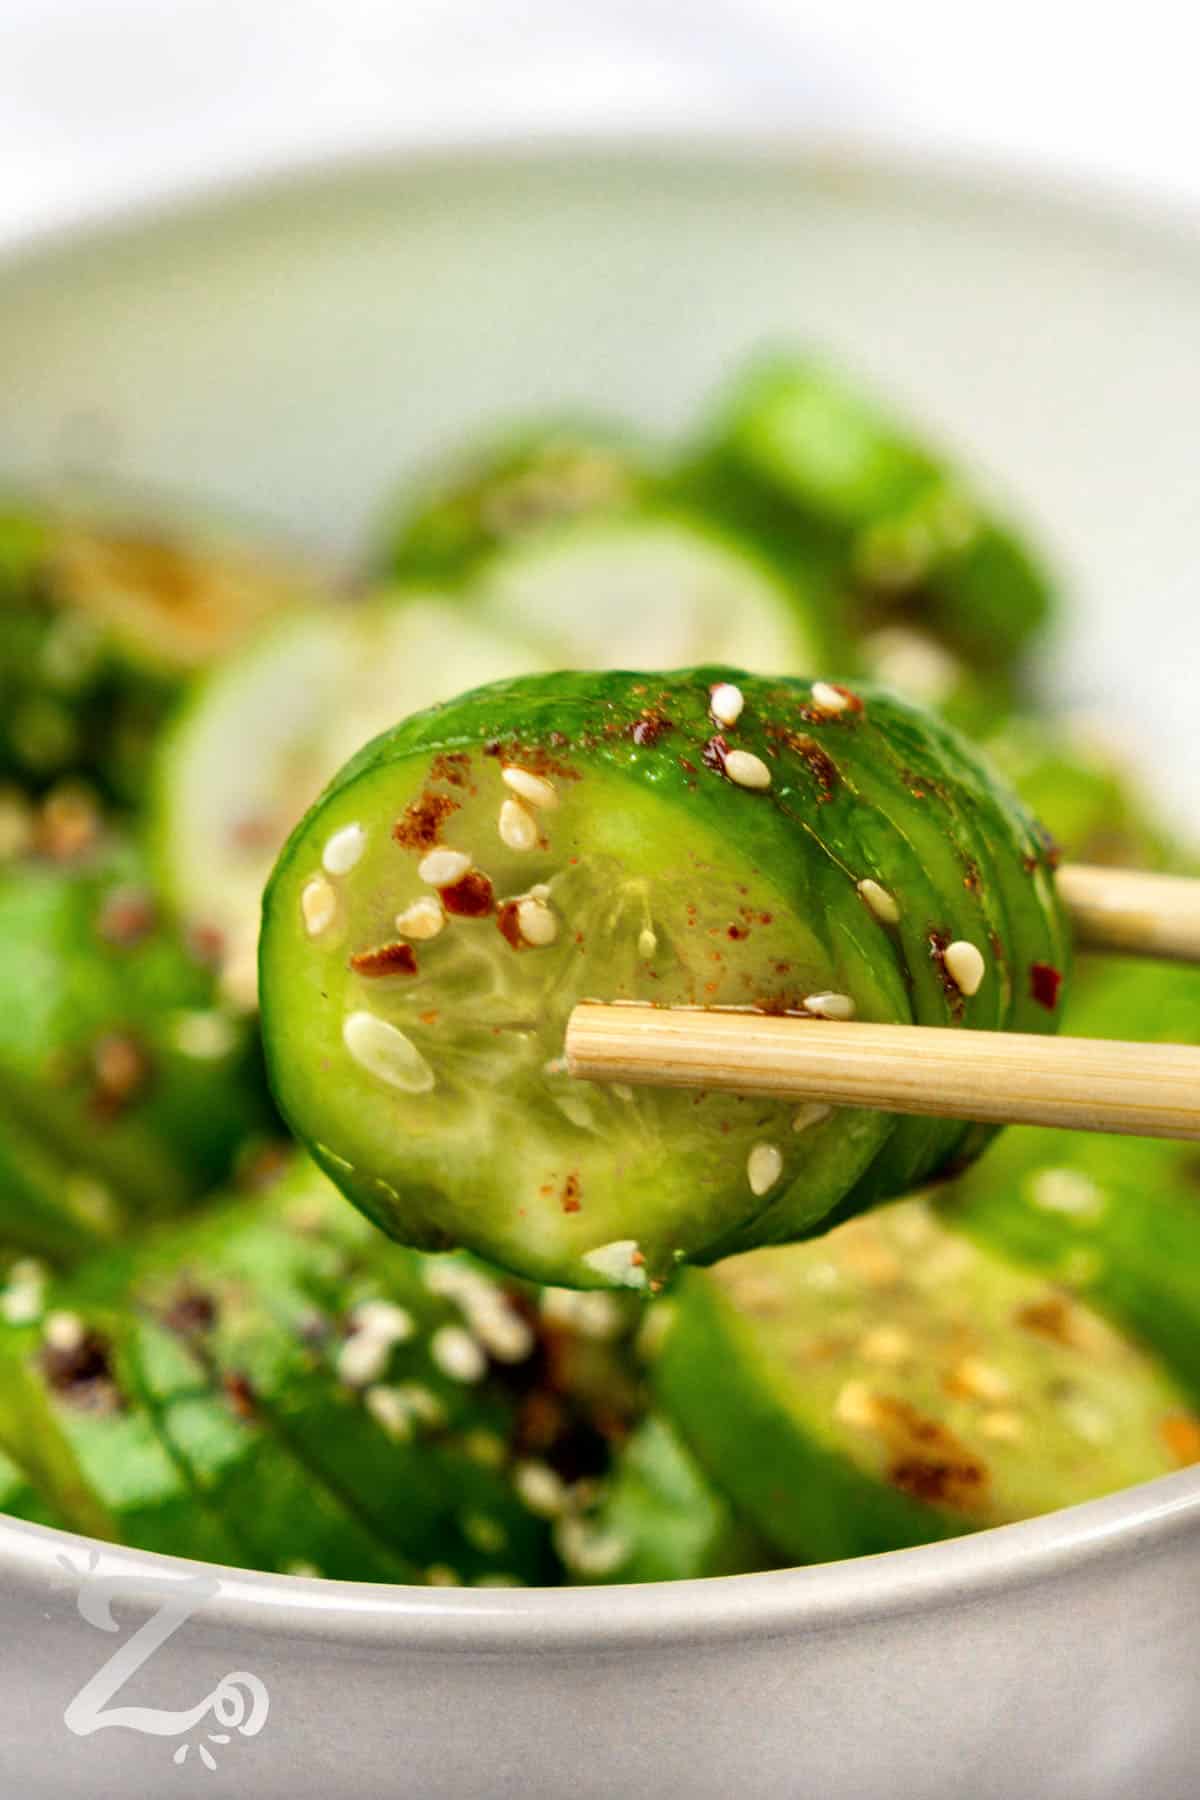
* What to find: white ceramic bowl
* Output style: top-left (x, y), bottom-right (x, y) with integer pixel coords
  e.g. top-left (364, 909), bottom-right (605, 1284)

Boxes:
top-left (1, 140), bottom-right (1198, 1799)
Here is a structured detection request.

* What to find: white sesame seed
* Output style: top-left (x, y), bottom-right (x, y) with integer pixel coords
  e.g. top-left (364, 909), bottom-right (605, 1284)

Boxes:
top-left (553, 1515), bottom-right (630, 1578)
top-left (530, 883), bottom-right (551, 901)
top-left (857, 878), bottom-right (900, 924)
top-left (804, 991), bottom-right (856, 1020)
top-left (343, 1012), bottom-right (435, 1093)
top-left (980, 1410), bottom-right (1024, 1443)
top-left (709, 682), bottom-right (745, 727)
top-left (723, 749), bottom-right (772, 791)
top-left (792, 1102), bottom-right (833, 1133)
top-left (539, 1288), bottom-right (625, 1339)
top-left (637, 926), bottom-right (658, 960)
top-left (498, 796), bottom-right (539, 853)
top-left (952, 1357), bottom-right (1013, 1403)
top-left (501, 766), bottom-right (558, 810)
top-left (301, 874), bottom-right (337, 938)
top-left (859, 1326), bottom-right (912, 1366)
top-left (395, 896), bottom-right (445, 940)
top-left (811, 681), bottom-right (851, 715)
top-left (418, 847), bottom-right (471, 887)
top-left (322, 822), bottom-right (366, 875)
top-left (425, 1564), bottom-right (462, 1587)
top-left (514, 1461), bottom-right (568, 1517)
top-left (864, 628), bottom-right (960, 706)
top-left (747, 1142), bottom-right (783, 1197)
top-left (430, 1324), bottom-right (487, 1383)
top-left (43, 1310), bottom-right (86, 1353)
top-left (516, 897), bottom-right (558, 947)
top-left (944, 939), bottom-right (986, 997)
top-left (1, 1260), bottom-right (46, 1327)
top-left (337, 1331), bottom-right (393, 1388)
top-left (834, 1380), bottom-right (880, 1430)
top-left (364, 1385), bottom-right (415, 1440)
top-left (1028, 1168), bottom-right (1106, 1221)
top-left (170, 1009), bottom-right (238, 1060)
top-left (351, 1300), bottom-right (415, 1345)
top-left (581, 1239), bottom-right (649, 1291)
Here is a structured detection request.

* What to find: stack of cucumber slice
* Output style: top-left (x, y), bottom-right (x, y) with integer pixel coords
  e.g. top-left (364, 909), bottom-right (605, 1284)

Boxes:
top-left (0, 351), bottom-right (1195, 1586)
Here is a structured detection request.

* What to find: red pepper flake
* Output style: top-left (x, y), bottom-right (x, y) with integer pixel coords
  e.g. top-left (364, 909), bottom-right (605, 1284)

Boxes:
top-left (702, 735), bottom-right (729, 774)
top-left (229, 814), bottom-right (278, 850)
top-left (727, 923), bottom-right (749, 941)
top-left (186, 920), bottom-right (225, 966)
top-left (1162, 1414), bottom-right (1200, 1466)
top-left (1030, 962), bottom-right (1063, 1011)
top-left (392, 791), bottom-right (459, 851)
top-left (496, 900), bottom-right (523, 949)
top-left (96, 884), bottom-right (157, 947)
top-left (629, 709), bottom-right (673, 748)
top-left (162, 1282), bottom-right (217, 1337)
top-left (419, 1009), bottom-right (439, 1025)
top-left (630, 1249), bottom-right (646, 1267)
top-left (561, 1172), bottom-right (582, 1214)
top-left (441, 870), bottom-right (495, 917)
top-left (223, 1370), bottom-right (258, 1420)
top-left (765, 726), bottom-right (838, 800)
top-left (429, 752), bottom-right (472, 788)
top-left (90, 1032), bottom-right (151, 1116)
top-left (348, 941), bottom-right (419, 978)
top-left (41, 1327), bottom-right (123, 1413)
top-left (482, 739), bottom-right (579, 781)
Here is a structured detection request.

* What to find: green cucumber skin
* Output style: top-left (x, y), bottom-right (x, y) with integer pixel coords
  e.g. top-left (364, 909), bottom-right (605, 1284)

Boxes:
top-left (942, 961), bottom-right (1200, 1405)
top-left (685, 357), bottom-right (1053, 676)
top-left (261, 666), bottom-right (1067, 1284)
top-left (0, 849), bottom-right (272, 1218)
top-left (374, 419), bottom-right (652, 587)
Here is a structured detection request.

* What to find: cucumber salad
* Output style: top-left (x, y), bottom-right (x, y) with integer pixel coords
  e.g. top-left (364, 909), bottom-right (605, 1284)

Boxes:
top-left (1, 355), bottom-right (1197, 1586)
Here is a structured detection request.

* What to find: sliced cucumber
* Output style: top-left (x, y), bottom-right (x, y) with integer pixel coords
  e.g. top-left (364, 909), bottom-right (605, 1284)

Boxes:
top-left (652, 1199), bottom-right (1200, 1566)
top-left (259, 668), bottom-right (1067, 1288)
top-left (687, 356), bottom-right (1053, 684)
top-left (154, 594), bottom-right (549, 1008)
top-left (0, 1105), bottom-right (123, 1264)
top-left (941, 960), bottom-right (1200, 1404)
top-left (0, 843), bottom-right (271, 1219)
top-left (375, 418), bottom-right (650, 585)
top-left (473, 511), bottom-right (824, 677)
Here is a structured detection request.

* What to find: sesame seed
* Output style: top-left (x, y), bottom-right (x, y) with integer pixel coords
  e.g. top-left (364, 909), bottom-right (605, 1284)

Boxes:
top-left (498, 796), bottom-right (539, 853)
top-left (637, 926), bottom-right (658, 959)
top-left (418, 847), bottom-right (472, 887)
top-left (859, 1325), bottom-right (911, 1366)
top-left (952, 1357), bottom-right (1013, 1403)
top-left (553, 1515), bottom-right (630, 1578)
top-left (342, 1012), bottom-right (435, 1093)
top-left (803, 991), bottom-right (856, 1020)
top-left (581, 1239), bottom-right (649, 1291)
top-left (1028, 1168), bottom-right (1106, 1221)
top-left (395, 896), bottom-right (445, 940)
top-left (539, 1287), bottom-right (625, 1339)
top-left (980, 1410), bottom-right (1024, 1443)
top-left (811, 681), bottom-right (851, 715)
top-left (864, 628), bottom-right (960, 706)
top-left (516, 897), bottom-right (558, 947)
top-left (857, 878), bottom-right (900, 924)
top-left (364, 1385), bottom-right (415, 1440)
top-left (834, 1380), bottom-right (880, 1431)
top-left (943, 939), bottom-right (986, 997)
top-left (301, 875), bottom-right (337, 938)
top-left (722, 749), bottom-right (772, 791)
top-left (501, 766), bottom-right (558, 810)
top-left (170, 1009), bottom-right (238, 1060)
top-left (425, 1565), bottom-right (462, 1587)
top-left (430, 1324), bottom-right (487, 1382)
top-left (792, 1102), bottom-right (832, 1133)
top-left (514, 1461), bottom-right (569, 1517)
top-left (352, 1299), bottom-right (415, 1345)
top-left (337, 1331), bottom-right (392, 1388)
top-left (1, 1260), bottom-right (46, 1327)
top-left (709, 682), bottom-right (745, 727)
top-left (43, 1311), bottom-right (86, 1354)
top-left (322, 822), bottom-right (367, 875)
top-left (747, 1142), bottom-right (783, 1196)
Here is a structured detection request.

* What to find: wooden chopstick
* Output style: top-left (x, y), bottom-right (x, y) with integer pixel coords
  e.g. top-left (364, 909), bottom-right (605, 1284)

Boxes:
top-left (1055, 864), bottom-right (1200, 963)
top-left (565, 1006), bottom-right (1200, 1141)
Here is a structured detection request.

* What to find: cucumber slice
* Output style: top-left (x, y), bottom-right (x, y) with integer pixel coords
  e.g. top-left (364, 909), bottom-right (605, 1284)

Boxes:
top-left (259, 668), bottom-right (1068, 1288)
top-left (375, 419), bottom-right (649, 585)
top-left (652, 1199), bottom-right (1200, 1566)
top-left (0, 844), bottom-right (271, 1218)
top-left (691, 356), bottom-right (1053, 679)
top-left (942, 960), bottom-right (1200, 1404)
top-left (474, 511), bottom-right (823, 677)
top-left (0, 1105), bottom-right (123, 1263)
top-left (154, 595), bottom-right (549, 1009)
top-left (0, 491), bottom-right (324, 799)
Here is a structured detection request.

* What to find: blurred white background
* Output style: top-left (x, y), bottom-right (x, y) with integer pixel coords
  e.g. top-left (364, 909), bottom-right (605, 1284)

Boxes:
top-left (4, 0), bottom-right (1200, 245)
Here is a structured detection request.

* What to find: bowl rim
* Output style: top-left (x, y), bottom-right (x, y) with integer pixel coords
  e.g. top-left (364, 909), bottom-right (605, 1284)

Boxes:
top-left (3, 128), bottom-right (1198, 1645)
